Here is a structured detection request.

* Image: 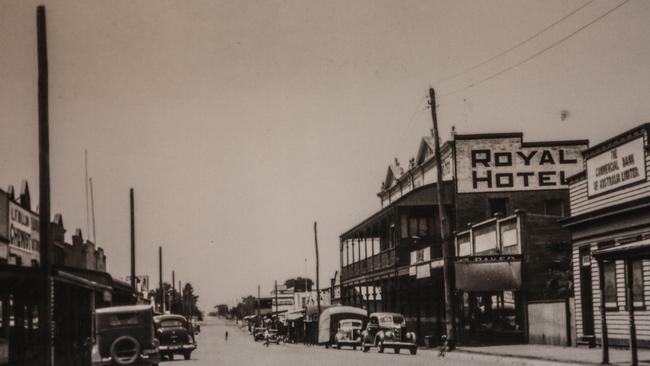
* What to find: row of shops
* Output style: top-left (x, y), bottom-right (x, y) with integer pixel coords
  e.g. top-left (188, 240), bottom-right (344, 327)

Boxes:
top-left (0, 182), bottom-right (135, 365)
top-left (338, 123), bottom-right (650, 356)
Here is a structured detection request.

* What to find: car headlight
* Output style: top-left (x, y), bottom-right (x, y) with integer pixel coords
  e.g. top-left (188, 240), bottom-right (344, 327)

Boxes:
top-left (385, 331), bottom-right (394, 338)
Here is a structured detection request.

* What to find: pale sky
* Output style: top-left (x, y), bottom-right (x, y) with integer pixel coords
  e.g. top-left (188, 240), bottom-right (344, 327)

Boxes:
top-left (1, 0), bottom-right (649, 309)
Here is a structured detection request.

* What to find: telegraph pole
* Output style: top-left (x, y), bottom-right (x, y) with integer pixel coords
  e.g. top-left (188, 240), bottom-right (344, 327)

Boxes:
top-left (36, 6), bottom-right (53, 365)
top-left (314, 221), bottom-right (321, 317)
top-left (257, 285), bottom-right (261, 326)
top-left (274, 280), bottom-right (278, 314)
top-left (130, 189), bottom-right (136, 292)
top-left (159, 246), bottom-right (165, 313)
top-left (429, 87), bottom-right (456, 349)
top-left (180, 280), bottom-right (183, 316)
top-left (172, 270), bottom-right (175, 314)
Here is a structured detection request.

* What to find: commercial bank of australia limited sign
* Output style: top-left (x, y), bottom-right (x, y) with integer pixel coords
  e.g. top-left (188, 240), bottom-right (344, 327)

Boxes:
top-left (455, 137), bottom-right (586, 193)
top-left (587, 136), bottom-right (647, 197)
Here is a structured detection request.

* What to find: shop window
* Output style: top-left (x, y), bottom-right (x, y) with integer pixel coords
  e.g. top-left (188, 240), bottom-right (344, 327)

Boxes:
top-left (603, 260), bottom-right (618, 309)
top-left (544, 199), bottom-right (565, 216)
top-left (489, 198), bottom-right (509, 217)
top-left (632, 259), bottom-right (645, 308)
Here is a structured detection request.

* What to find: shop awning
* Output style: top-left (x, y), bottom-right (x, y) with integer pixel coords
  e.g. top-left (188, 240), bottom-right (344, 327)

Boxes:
top-left (286, 310), bottom-right (305, 321)
top-left (593, 238), bottom-right (650, 260)
top-left (54, 269), bottom-right (111, 291)
top-left (455, 258), bottom-right (521, 292)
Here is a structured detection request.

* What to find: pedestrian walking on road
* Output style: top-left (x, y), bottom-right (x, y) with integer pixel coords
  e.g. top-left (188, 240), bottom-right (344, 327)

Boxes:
top-left (225, 330), bottom-right (229, 341)
top-left (263, 329), bottom-right (270, 347)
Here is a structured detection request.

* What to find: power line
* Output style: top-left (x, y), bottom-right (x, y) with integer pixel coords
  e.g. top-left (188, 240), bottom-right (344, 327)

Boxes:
top-left (441, 0), bottom-right (630, 98)
top-left (399, 94), bottom-right (428, 138)
top-left (436, 0), bottom-right (596, 85)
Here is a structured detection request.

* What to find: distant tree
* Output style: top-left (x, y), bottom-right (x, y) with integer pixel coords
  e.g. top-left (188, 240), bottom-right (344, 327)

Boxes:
top-left (149, 282), bottom-right (204, 321)
top-left (284, 277), bottom-right (313, 292)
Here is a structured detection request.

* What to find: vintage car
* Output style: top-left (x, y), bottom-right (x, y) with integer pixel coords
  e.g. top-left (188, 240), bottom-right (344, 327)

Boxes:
top-left (361, 312), bottom-right (417, 355)
top-left (153, 314), bottom-right (197, 360)
top-left (92, 305), bottom-right (161, 366)
top-left (253, 327), bottom-right (266, 341)
top-left (318, 306), bottom-right (367, 349)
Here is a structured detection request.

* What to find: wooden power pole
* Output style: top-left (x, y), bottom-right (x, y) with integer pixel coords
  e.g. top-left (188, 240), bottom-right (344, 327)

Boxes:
top-left (36, 6), bottom-right (53, 366)
top-left (314, 221), bottom-right (321, 317)
top-left (159, 246), bottom-right (165, 313)
top-left (172, 270), bottom-right (175, 313)
top-left (130, 188), bottom-right (136, 292)
top-left (429, 87), bottom-right (456, 349)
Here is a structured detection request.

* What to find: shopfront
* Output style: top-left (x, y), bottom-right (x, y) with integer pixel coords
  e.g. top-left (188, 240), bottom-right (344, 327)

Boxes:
top-left (455, 211), bottom-right (573, 345)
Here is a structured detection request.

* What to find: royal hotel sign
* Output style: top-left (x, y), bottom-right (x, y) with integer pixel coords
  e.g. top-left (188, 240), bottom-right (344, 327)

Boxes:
top-left (454, 135), bottom-right (587, 193)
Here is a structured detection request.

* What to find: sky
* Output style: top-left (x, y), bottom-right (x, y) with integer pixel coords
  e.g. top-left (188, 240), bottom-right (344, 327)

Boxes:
top-left (1, 0), bottom-right (649, 310)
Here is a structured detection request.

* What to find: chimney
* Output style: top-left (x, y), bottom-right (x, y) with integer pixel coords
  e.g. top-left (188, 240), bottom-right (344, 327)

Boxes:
top-left (72, 228), bottom-right (84, 247)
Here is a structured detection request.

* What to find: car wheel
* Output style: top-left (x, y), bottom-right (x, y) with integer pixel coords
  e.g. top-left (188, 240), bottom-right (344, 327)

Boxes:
top-left (109, 335), bottom-right (141, 365)
top-left (184, 352), bottom-right (191, 360)
top-left (410, 347), bottom-right (417, 355)
top-left (394, 347), bottom-right (400, 354)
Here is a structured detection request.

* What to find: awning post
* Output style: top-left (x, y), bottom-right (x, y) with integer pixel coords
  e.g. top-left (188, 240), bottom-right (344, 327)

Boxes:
top-left (597, 259), bottom-right (609, 365)
top-left (625, 258), bottom-right (638, 366)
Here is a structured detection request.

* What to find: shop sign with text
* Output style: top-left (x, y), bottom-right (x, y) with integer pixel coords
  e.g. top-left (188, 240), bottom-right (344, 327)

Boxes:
top-left (587, 136), bottom-right (647, 197)
top-left (455, 137), bottom-right (586, 193)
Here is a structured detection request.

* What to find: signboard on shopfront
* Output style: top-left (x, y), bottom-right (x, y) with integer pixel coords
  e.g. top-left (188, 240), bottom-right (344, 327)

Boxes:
top-left (8, 201), bottom-right (40, 265)
top-left (454, 136), bottom-right (586, 193)
top-left (586, 136), bottom-right (647, 197)
top-left (455, 257), bottom-right (521, 292)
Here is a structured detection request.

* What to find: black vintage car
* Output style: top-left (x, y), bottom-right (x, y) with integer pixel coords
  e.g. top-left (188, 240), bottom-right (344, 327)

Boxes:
top-left (361, 312), bottom-right (417, 355)
top-left (92, 305), bottom-right (161, 366)
top-left (153, 314), bottom-right (197, 360)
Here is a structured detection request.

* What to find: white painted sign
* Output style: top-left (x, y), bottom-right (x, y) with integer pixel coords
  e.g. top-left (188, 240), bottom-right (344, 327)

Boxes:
top-left (455, 137), bottom-right (586, 193)
top-left (416, 264), bottom-right (430, 279)
top-left (587, 137), bottom-right (647, 197)
top-left (8, 202), bottom-right (39, 266)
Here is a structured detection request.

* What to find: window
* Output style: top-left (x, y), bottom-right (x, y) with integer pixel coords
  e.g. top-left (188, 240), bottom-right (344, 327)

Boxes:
top-left (409, 218), bottom-right (418, 237)
top-left (632, 259), bottom-right (645, 307)
top-left (603, 260), bottom-right (618, 308)
top-left (489, 198), bottom-right (509, 217)
top-left (544, 199), bottom-right (565, 216)
top-left (457, 236), bottom-right (471, 256)
top-left (400, 215), bottom-right (408, 239)
top-left (418, 217), bottom-right (428, 236)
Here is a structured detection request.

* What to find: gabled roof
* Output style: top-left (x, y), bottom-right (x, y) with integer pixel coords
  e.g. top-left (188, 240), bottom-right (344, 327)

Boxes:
top-left (415, 136), bottom-right (435, 165)
top-left (383, 160), bottom-right (403, 188)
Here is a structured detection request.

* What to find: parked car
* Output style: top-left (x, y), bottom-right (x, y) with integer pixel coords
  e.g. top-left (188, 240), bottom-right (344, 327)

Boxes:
top-left (253, 327), bottom-right (266, 341)
top-left (92, 305), bottom-right (161, 366)
top-left (318, 306), bottom-right (367, 350)
top-left (361, 312), bottom-right (417, 355)
top-left (154, 314), bottom-right (197, 360)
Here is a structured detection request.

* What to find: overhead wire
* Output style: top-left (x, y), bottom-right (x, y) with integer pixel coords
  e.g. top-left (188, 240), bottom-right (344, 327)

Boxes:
top-left (440, 0), bottom-right (631, 97)
top-left (435, 0), bottom-right (596, 85)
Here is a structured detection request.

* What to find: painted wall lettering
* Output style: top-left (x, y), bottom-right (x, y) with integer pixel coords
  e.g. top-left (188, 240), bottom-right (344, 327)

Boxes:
top-left (455, 137), bottom-right (586, 193)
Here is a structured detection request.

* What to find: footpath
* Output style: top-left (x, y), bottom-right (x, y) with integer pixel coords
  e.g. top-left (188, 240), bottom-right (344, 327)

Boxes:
top-left (455, 344), bottom-right (650, 365)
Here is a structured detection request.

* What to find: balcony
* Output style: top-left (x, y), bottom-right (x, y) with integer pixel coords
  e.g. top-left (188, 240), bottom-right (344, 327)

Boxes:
top-left (341, 248), bottom-right (395, 281)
